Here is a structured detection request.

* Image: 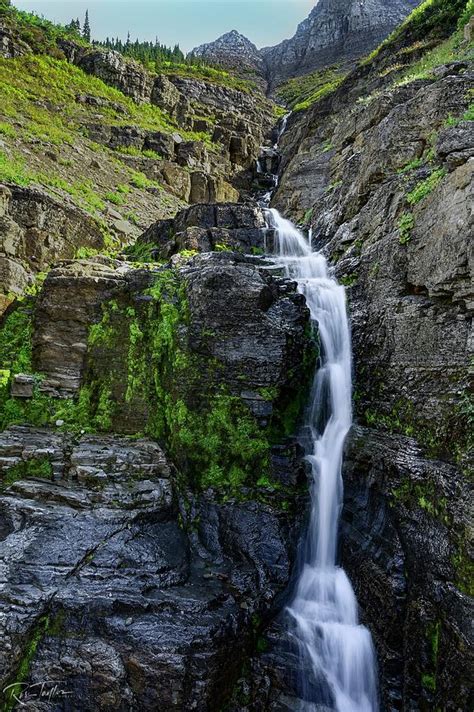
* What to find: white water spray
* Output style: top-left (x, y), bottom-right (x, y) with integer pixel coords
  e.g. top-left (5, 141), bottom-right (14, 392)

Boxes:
top-left (265, 208), bottom-right (378, 712)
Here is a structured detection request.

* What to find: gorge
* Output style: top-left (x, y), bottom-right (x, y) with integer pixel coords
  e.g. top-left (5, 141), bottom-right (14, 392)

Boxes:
top-left (0, 0), bottom-right (473, 711)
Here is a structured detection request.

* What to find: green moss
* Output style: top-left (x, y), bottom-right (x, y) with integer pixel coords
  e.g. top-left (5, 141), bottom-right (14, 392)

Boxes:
top-left (364, 392), bottom-right (473, 466)
top-left (340, 274), bottom-right (358, 287)
top-left (422, 673), bottom-right (437, 692)
top-left (398, 157), bottom-right (424, 174)
top-left (421, 620), bottom-right (441, 693)
top-left (1, 615), bottom-right (50, 712)
top-left (391, 479), bottom-right (449, 523)
top-left (0, 301), bottom-right (33, 374)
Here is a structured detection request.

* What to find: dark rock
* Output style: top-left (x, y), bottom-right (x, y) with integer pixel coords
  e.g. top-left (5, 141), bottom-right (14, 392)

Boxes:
top-left (341, 426), bottom-right (474, 711)
top-left (136, 202), bottom-right (267, 259)
top-left (0, 425), bottom-right (306, 710)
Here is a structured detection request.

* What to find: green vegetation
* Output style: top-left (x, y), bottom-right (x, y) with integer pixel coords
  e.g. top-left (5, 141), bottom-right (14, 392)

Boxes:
top-left (2, 456), bottom-right (53, 487)
top-left (364, 392), bottom-right (473, 466)
top-left (275, 65), bottom-right (346, 112)
top-left (398, 212), bottom-right (415, 244)
top-left (407, 168), bottom-right (446, 204)
top-left (0, 150), bottom-right (31, 186)
top-left (83, 271), bottom-right (275, 491)
top-left (421, 621), bottom-right (441, 693)
top-left (0, 266), bottom-right (315, 496)
top-left (398, 157), bottom-right (424, 174)
top-left (1, 615), bottom-right (51, 712)
top-left (1, 1), bottom-right (88, 58)
top-left (340, 274), bottom-right (358, 287)
top-left (452, 539), bottom-right (474, 596)
top-left (130, 171), bottom-right (160, 190)
top-left (362, 0), bottom-right (471, 67)
top-left (392, 479), bottom-right (449, 523)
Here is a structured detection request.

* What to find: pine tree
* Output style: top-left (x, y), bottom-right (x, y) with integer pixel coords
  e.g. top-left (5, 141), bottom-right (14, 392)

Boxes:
top-left (82, 9), bottom-right (91, 42)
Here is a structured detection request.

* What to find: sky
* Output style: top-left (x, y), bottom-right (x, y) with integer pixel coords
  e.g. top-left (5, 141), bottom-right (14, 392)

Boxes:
top-left (14, 1), bottom-right (316, 53)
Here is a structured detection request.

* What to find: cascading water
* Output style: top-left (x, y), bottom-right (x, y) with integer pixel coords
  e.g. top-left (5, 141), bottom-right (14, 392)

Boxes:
top-left (265, 209), bottom-right (378, 711)
top-left (256, 113), bottom-right (378, 708)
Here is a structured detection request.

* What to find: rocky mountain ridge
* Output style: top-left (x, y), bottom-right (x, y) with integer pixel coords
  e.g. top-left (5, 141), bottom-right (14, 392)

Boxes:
top-left (191, 0), bottom-right (423, 90)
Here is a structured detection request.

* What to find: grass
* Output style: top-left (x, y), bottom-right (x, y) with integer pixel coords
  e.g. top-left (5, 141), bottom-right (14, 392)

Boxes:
top-left (160, 60), bottom-right (256, 94)
top-left (0, 54), bottom-right (215, 145)
top-left (394, 25), bottom-right (472, 86)
top-left (0, 151), bottom-right (32, 186)
top-left (130, 171), bottom-right (160, 190)
top-left (0, 122), bottom-right (16, 137)
top-left (276, 65), bottom-right (347, 112)
top-left (361, 0), bottom-right (472, 67)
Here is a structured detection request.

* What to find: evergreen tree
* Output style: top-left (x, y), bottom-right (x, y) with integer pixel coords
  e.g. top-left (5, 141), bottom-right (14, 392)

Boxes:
top-left (82, 9), bottom-right (91, 42)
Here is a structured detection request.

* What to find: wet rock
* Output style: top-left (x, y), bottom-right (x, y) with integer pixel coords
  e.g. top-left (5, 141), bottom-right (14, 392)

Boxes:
top-left (137, 202), bottom-right (268, 259)
top-left (341, 426), bottom-right (474, 711)
top-left (0, 425), bottom-right (305, 710)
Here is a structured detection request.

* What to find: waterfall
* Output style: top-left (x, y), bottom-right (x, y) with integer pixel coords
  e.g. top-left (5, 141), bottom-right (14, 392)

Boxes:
top-left (265, 208), bottom-right (379, 712)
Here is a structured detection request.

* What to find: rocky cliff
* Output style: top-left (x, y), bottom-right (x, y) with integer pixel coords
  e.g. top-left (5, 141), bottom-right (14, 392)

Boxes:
top-left (0, 0), bottom-right (473, 710)
top-left (268, 2), bottom-right (473, 709)
top-left (190, 0), bottom-right (422, 91)
top-left (0, 5), bottom-right (274, 307)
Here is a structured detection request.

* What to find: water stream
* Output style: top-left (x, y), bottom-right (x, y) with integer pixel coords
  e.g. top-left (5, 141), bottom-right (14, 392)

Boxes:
top-left (259, 118), bottom-right (379, 711)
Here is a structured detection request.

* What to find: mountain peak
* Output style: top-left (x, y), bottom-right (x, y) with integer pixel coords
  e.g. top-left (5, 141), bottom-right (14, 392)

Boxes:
top-left (189, 30), bottom-right (262, 74)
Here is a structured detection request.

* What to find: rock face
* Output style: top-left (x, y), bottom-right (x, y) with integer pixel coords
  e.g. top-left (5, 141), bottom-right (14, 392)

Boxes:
top-left (0, 241), bottom-right (313, 708)
top-left (189, 1), bottom-right (422, 91)
top-left (261, 0), bottom-right (422, 87)
top-left (58, 39), bottom-right (274, 177)
top-left (136, 202), bottom-right (268, 259)
top-left (0, 426), bottom-right (305, 711)
top-left (191, 29), bottom-right (263, 72)
top-left (0, 183), bottom-right (106, 304)
top-left (270, 38), bottom-right (473, 712)
top-left (341, 427), bottom-right (474, 711)
top-left (190, 30), bottom-right (265, 87)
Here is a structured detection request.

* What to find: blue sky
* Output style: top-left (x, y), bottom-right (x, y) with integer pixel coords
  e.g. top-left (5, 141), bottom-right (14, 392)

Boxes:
top-left (14, 1), bottom-right (316, 52)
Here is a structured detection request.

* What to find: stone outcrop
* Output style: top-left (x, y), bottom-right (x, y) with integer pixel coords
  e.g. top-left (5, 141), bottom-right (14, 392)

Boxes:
top-left (341, 427), bottom-right (473, 711)
top-left (190, 30), bottom-right (265, 89)
top-left (58, 41), bottom-right (153, 104)
top-left (32, 258), bottom-right (133, 395)
top-left (58, 39), bottom-right (274, 177)
top-left (0, 243), bottom-right (313, 708)
top-left (0, 183), bottom-right (106, 304)
top-left (136, 202), bottom-right (268, 259)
